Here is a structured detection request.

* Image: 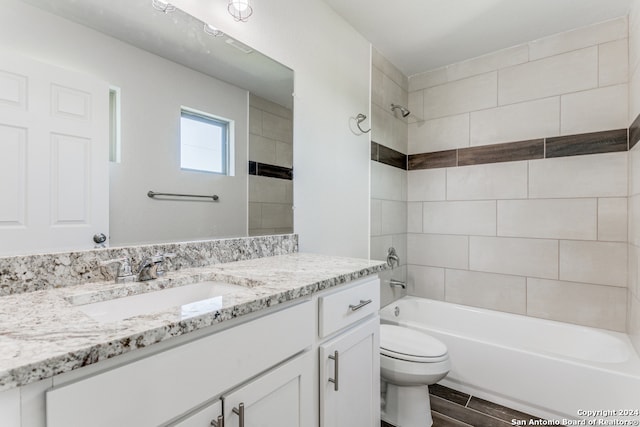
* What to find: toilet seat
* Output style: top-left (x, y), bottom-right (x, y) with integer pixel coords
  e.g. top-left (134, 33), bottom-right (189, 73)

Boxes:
top-left (380, 324), bottom-right (448, 363)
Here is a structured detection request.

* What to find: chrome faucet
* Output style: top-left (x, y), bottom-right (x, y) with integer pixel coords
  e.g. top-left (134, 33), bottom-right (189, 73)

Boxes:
top-left (137, 253), bottom-right (176, 281)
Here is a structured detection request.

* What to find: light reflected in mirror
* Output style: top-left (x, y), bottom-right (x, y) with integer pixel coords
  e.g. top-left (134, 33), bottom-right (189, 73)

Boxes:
top-left (0, 0), bottom-right (294, 256)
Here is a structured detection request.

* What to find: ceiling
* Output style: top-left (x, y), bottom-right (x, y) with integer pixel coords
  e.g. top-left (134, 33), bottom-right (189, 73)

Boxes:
top-left (322, 0), bottom-right (632, 77)
top-left (20, 0), bottom-right (294, 108)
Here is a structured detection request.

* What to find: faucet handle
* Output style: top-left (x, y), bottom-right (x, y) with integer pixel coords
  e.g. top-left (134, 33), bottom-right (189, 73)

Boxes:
top-left (154, 252), bottom-right (176, 277)
top-left (100, 257), bottom-right (135, 283)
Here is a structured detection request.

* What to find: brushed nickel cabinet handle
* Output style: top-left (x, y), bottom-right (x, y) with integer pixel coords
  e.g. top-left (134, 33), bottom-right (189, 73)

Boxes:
top-left (232, 403), bottom-right (245, 427)
top-left (210, 414), bottom-right (224, 427)
top-left (328, 350), bottom-right (339, 391)
top-left (349, 299), bottom-right (372, 311)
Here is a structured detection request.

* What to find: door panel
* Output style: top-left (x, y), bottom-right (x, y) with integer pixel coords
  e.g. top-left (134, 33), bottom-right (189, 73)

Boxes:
top-left (0, 50), bottom-right (109, 255)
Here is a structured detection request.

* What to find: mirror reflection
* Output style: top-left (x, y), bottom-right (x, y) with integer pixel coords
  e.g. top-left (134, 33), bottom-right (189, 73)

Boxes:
top-left (0, 0), bottom-right (294, 256)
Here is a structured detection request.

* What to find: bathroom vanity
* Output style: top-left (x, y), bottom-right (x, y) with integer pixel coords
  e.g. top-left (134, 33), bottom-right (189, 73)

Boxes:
top-left (0, 252), bottom-right (384, 427)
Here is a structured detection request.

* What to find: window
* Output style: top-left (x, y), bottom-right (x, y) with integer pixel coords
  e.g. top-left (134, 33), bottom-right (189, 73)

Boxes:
top-left (180, 108), bottom-right (229, 174)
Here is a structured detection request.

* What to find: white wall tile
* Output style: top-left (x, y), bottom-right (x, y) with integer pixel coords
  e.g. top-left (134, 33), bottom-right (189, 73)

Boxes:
top-left (599, 38), bottom-right (629, 87)
top-left (559, 240), bottom-right (627, 287)
top-left (262, 111), bottom-right (292, 143)
top-left (498, 47), bottom-right (598, 105)
top-left (371, 235), bottom-right (393, 262)
top-left (560, 84), bottom-right (628, 135)
top-left (630, 64), bottom-right (640, 124)
top-left (469, 236), bottom-right (558, 279)
top-left (447, 161), bottom-right (528, 200)
top-left (275, 141), bottom-right (293, 169)
top-left (631, 4), bottom-right (640, 80)
top-left (371, 103), bottom-right (393, 147)
top-left (629, 294), bottom-right (640, 354)
top-left (528, 17), bottom-right (628, 61)
top-left (370, 199), bottom-right (382, 236)
top-left (407, 233), bottom-right (469, 269)
top-left (379, 266), bottom-right (407, 307)
top-left (528, 152), bottom-right (628, 199)
top-left (371, 160), bottom-right (406, 201)
top-left (381, 200), bottom-right (407, 235)
top-left (0, 388), bottom-right (20, 427)
top-left (445, 269), bottom-right (526, 314)
top-left (630, 195), bottom-right (640, 247)
top-left (261, 203), bottom-right (293, 228)
top-left (497, 199), bottom-right (597, 240)
top-left (407, 168), bottom-right (446, 201)
top-left (382, 73), bottom-right (406, 113)
top-left (392, 233), bottom-right (407, 267)
top-left (249, 175), bottom-right (292, 203)
top-left (446, 44), bottom-right (529, 82)
top-left (630, 148), bottom-right (640, 197)
top-left (407, 264), bottom-right (445, 300)
top-left (423, 200), bottom-right (496, 236)
top-left (371, 65), bottom-right (384, 108)
top-left (407, 202), bottom-right (422, 233)
top-left (527, 278), bottom-right (627, 331)
top-left (598, 197), bottom-right (627, 242)
top-left (470, 97), bottom-right (560, 147)
top-left (408, 90), bottom-right (424, 124)
top-left (408, 113), bottom-right (469, 154)
top-left (392, 113), bottom-right (409, 154)
top-left (248, 202), bottom-right (262, 230)
top-left (423, 72), bottom-right (497, 120)
top-left (249, 133), bottom-right (277, 164)
top-left (409, 67), bottom-right (447, 91)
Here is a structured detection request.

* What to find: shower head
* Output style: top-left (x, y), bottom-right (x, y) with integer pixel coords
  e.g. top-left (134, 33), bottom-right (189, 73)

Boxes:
top-left (390, 103), bottom-right (410, 118)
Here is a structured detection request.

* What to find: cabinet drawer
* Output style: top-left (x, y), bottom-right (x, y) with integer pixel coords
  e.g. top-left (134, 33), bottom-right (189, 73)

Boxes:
top-left (318, 277), bottom-right (379, 338)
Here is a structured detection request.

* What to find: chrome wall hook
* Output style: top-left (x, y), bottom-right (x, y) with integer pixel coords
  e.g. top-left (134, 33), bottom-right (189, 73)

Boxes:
top-left (355, 113), bottom-right (371, 133)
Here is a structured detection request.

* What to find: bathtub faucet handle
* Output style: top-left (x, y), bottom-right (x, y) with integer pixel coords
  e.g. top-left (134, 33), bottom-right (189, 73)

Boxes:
top-left (387, 247), bottom-right (400, 268)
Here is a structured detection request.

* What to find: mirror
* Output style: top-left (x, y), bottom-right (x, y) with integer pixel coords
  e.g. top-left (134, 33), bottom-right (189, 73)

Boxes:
top-left (0, 0), bottom-right (294, 255)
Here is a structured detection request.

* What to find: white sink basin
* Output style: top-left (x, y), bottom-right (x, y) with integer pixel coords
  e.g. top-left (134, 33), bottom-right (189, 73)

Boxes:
top-left (75, 281), bottom-right (246, 323)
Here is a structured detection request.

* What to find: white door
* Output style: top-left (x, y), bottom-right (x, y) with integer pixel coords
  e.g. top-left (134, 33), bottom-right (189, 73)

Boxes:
top-left (223, 352), bottom-right (313, 427)
top-left (0, 50), bottom-right (109, 255)
top-left (320, 317), bottom-right (380, 427)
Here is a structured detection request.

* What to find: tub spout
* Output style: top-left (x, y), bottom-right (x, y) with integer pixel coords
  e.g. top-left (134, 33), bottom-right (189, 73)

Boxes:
top-left (389, 279), bottom-right (406, 289)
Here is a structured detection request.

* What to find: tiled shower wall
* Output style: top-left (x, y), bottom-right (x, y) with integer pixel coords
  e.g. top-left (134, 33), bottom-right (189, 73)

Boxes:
top-left (248, 94), bottom-right (294, 236)
top-left (370, 49), bottom-right (408, 307)
top-left (406, 17), bottom-right (630, 331)
top-left (628, 2), bottom-right (640, 353)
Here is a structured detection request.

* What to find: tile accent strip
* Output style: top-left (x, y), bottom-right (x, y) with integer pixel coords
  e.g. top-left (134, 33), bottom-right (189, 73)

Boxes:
top-left (630, 113), bottom-right (640, 150)
top-left (371, 141), bottom-right (407, 170)
top-left (248, 161), bottom-right (293, 180)
top-left (458, 139), bottom-right (544, 166)
top-left (407, 128), bottom-right (629, 171)
top-left (546, 129), bottom-right (628, 158)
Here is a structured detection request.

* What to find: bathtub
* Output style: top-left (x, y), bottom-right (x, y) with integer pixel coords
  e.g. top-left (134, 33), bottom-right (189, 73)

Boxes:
top-left (380, 296), bottom-right (640, 421)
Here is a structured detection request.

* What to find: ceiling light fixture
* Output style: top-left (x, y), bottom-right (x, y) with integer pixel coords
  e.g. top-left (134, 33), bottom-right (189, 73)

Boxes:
top-left (204, 23), bottom-right (224, 37)
top-left (228, 0), bottom-right (253, 22)
top-left (151, 0), bottom-right (175, 13)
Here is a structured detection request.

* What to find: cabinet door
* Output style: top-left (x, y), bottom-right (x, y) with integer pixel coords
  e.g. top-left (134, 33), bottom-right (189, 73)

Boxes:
top-left (320, 317), bottom-right (380, 427)
top-left (172, 399), bottom-right (222, 427)
top-left (223, 352), bottom-right (312, 427)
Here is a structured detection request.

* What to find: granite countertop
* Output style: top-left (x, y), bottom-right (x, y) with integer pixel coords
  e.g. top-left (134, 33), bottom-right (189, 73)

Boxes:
top-left (0, 253), bottom-right (386, 391)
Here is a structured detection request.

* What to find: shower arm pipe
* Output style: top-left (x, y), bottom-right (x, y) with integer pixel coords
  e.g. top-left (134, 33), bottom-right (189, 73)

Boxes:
top-left (355, 113), bottom-right (371, 133)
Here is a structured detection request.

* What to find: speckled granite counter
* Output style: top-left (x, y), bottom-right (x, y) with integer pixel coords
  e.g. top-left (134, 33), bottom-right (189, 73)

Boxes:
top-left (0, 253), bottom-right (386, 391)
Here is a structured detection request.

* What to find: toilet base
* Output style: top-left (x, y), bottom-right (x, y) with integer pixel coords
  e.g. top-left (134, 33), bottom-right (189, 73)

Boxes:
top-left (381, 382), bottom-right (433, 427)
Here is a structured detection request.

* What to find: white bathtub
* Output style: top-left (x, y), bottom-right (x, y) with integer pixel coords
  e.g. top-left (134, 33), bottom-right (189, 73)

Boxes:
top-left (380, 296), bottom-right (640, 421)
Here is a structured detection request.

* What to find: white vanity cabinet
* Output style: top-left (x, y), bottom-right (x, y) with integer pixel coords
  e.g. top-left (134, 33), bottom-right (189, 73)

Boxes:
top-left (46, 301), bottom-right (314, 427)
top-left (317, 277), bottom-right (380, 427)
top-left (222, 351), bottom-right (312, 427)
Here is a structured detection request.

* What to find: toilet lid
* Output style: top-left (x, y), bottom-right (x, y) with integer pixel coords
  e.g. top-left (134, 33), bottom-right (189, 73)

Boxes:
top-left (380, 324), bottom-right (448, 361)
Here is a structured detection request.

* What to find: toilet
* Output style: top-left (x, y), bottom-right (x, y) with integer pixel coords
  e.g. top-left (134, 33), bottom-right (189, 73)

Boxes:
top-left (380, 324), bottom-right (451, 427)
